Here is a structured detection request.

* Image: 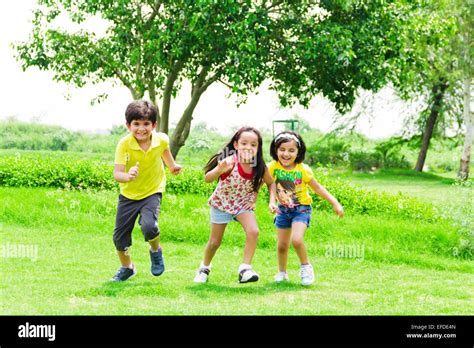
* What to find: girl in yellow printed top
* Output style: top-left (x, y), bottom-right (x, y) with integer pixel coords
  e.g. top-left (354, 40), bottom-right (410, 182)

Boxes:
top-left (268, 131), bottom-right (344, 285)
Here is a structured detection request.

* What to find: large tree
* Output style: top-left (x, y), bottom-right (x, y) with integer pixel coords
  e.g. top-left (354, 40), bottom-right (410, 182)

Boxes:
top-left (455, 0), bottom-right (474, 180)
top-left (390, 0), bottom-right (467, 172)
top-left (16, 0), bottom-right (406, 157)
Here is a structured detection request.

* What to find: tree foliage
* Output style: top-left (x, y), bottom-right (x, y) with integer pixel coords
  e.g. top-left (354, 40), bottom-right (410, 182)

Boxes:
top-left (16, 0), bottom-right (410, 156)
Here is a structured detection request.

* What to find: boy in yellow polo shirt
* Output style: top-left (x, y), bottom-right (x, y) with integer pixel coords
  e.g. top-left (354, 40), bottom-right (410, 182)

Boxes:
top-left (111, 100), bottom-right (182, 282)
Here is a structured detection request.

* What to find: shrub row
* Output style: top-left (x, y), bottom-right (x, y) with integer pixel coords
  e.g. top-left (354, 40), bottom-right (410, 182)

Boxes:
top-left (0, 154), bottom-right (439, 221)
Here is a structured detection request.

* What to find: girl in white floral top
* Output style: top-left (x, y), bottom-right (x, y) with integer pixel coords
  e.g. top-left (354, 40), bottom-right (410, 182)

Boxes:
top-left (193, 127), bottom-right (276, 284)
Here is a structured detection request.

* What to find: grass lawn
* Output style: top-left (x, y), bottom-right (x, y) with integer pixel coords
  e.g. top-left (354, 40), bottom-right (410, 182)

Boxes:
top-left (0, 184), bottom-right (472, 315)
top-left (333, 169), bottom-right (473, 224)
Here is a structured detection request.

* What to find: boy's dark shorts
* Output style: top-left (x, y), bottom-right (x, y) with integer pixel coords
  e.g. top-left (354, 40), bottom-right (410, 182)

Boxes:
top-left (274, 204), bottom-right (312, 229)
top-left (113, 193), bottom-right (162, 251)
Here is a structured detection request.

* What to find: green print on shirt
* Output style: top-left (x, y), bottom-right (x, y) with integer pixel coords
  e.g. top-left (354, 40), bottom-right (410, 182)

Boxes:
top-left (273, 168), bottom-right (303, 182)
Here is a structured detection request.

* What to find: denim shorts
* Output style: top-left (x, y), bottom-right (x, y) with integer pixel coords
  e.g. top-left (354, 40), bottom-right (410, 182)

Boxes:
top-left (210, 207), bottom-right (254, 224)
top-left (274, 204), bottom-right (312, 229)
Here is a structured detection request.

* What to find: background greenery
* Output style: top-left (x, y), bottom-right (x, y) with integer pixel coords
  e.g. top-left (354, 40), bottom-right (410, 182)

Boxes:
top-left (0, 119), bottom-right (472, 315)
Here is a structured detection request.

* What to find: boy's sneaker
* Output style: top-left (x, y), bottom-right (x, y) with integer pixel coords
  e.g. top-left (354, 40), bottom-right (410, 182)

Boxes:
top-left (193, 267), bottom-right (211, 283)
top-left (111, 265), bottom-right (136, 282)
top-left (274, 271), bottom-right (289, 282)
top-left (239, 268), bottom-right (259, 283)
top-left (300, 264), bottom-right (314, 286)
top-left (150, 249), bottom-right (165, 276)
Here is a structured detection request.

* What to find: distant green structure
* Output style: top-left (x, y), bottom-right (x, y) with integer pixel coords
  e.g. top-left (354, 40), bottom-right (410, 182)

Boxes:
top-left (272, 119), bottom-right (299, 137)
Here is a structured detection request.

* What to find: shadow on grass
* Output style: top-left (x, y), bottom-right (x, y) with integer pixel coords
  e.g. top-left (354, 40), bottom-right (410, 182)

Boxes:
top-left (187, 281), bottom-right (313, 297)
top-left (77, 279), bottom-right (315, 299)
top-left (76, 280), bottom-right (179, 298)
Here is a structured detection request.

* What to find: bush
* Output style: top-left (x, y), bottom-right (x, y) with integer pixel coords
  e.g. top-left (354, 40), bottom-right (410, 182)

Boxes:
top-left (0, 153), bottom-right (441, 222)
top-left (310, 168), bottom-right (440, 222)
top-left (349, 151), bottom-right (382, 171)
top-left (0, 153), bottom-right (214, 195)
top-left (0, 154), bottom-right (116, 190)
top-left (306, 135), bottom-right (351, 166)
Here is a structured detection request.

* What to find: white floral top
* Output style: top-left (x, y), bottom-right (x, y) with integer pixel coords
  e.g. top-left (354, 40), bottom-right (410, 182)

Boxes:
top-left (208, 157), bottom-right (256, 215)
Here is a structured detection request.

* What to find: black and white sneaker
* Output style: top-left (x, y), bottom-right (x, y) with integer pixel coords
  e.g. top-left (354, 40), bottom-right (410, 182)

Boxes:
top-left (111, 265), bottom-right (136, 282)
top-left (238, 268), bottom-right (259, 283)
top-left (193, 267), bottom-right (211, 283)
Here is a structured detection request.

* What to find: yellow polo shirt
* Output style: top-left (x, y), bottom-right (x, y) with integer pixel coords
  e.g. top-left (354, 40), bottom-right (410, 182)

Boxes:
top-left (267, 160), bottom-right (314, 207)
top-left (114, 132), bottom-right (169, 200)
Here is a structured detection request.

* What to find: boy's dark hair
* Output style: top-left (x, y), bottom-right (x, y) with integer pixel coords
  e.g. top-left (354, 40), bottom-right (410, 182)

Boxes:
top-left (270, 131), bottom-right (306, 163)
top-left (204, 126), bottom-right (266, 193)
top-left (125, 100), bottom-right (157, 124)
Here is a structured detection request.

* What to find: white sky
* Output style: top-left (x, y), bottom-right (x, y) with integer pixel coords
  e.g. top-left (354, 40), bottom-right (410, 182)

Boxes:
top-left (0, 1), bottom-right (409, 137)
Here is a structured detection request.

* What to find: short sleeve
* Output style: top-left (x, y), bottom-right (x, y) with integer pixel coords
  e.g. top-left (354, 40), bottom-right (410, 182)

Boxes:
top-left (302, 164), bottom-right (314, 183)
top-left (267, 161), bottom-right (277, 179)
top-left (158, 132), bottom-right (170, 151)
top-left (114, 139), bottom-right (127, 165)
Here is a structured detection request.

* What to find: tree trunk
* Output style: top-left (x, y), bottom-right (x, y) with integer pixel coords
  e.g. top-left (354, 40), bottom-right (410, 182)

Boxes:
top-left (169, 65), bottom-right (215, 158)
top-left (415, 82), bottom-right (448, 172)
top-left (160, 61), bottom-right (183, 134)
top-left (170, 91), bottom-right (202, 158)
top-left (147, 73), bottom-right (161, 127)
top-left (458, 78), bottom-right (473, 180)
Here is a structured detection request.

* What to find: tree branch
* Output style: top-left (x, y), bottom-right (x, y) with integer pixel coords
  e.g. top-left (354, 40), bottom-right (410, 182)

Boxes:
top-left (218, 78), bottom-right (233, 89)
top-left (144, 0), bottom-right (163, 31)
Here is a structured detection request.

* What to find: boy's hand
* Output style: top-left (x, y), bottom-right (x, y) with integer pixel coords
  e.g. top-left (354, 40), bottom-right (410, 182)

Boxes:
top-left (333, 202), bottom-right (344, 218)
top-left (170, 164), bottom-right (182, 176)
top-left (217, 156), bottom-right (235, 173)
top-left (269, 203), bottom-right (279, 214)
top-left (128, 162), bottom-right (139, 181)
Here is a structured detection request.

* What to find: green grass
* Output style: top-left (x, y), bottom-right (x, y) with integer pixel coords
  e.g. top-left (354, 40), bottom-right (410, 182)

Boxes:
top-left (1, 186), bottom-right (472, 315)
top-left (332, 168), bottom-right (473, 223)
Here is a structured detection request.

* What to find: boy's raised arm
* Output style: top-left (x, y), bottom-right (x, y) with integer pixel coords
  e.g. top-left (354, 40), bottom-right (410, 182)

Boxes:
top-left (114, 163), bottom-right (139, 183)
top-left (162, 148), bottom-right (182, 175)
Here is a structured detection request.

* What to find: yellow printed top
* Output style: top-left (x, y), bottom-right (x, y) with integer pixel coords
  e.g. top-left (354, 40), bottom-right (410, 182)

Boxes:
top-left (114, 132), bottom-right (169, 200)
top-left (267, 160), bottom-right (314, 207)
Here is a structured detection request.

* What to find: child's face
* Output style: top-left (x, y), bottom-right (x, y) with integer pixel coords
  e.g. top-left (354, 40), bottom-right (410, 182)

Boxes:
top-left (127, 119), bottom-right (156, 143)
top-left (234, 131), bottom-right (259, 163)
top-left (277, 140), bottom-right (298, 167)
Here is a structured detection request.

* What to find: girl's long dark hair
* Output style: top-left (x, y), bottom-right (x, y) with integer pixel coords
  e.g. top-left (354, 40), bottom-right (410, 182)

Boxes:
top-left (204, 126), bottom-right (266, 192)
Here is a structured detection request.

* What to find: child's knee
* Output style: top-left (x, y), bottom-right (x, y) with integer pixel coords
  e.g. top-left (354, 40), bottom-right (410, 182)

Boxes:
top-left (278, 241), bottom-right (290, 252)
top-left (113, 235), bottom-right (131, 252)
top-left (246, 227), bottom-right (259, 240)
top-left (292, 238), bottom-right (304, 249)
top-left (141, 222), bottom-right (160, 241)
top-left (208, 237), bottom-right (222, 250)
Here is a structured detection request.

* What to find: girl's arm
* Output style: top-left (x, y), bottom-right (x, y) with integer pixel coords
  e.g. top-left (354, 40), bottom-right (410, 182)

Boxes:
top-left (308, 178), bottom-right (344, 217)
top-left (162, 148), bottom-right (182, 175)
top-left (204, 156), bottom-right (234, 183)
top-left (263, 167), bottom-right (278, 213)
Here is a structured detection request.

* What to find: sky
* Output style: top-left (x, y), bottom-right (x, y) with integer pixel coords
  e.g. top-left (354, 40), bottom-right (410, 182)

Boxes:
top-left (0, 1), bottom-right (411, 137)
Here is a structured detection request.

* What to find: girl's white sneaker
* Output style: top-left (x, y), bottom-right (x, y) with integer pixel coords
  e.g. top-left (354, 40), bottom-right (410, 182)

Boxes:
top-left (300, 264), bottom-right (314, 286)
top-left (274, 271), bottom-right (289, 282)
top-left (193, 267), bottom-right (210, 283)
